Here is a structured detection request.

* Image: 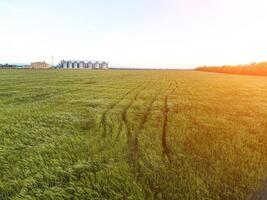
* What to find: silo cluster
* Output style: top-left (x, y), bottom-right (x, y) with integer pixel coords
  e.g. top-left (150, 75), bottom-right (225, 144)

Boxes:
top-left (59, 60), bottom-right (109, 69)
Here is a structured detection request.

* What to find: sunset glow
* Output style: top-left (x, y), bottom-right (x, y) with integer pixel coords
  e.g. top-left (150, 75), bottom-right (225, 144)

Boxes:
top-left (1, 0), bottom-right (267, 68)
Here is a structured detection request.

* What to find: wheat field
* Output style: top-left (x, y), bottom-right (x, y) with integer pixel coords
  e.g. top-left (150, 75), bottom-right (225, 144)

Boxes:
top-left (0, 69), bottom-right (266, 199)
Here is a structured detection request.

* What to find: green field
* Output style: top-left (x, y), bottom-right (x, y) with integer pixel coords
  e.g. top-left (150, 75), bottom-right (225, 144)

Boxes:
top-left (0, 69), bottom-right (266, 200)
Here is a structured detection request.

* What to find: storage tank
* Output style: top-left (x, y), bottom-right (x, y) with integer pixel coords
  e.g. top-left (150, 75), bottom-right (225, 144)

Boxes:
top-left (79, 62), bottom-right (84, 69)
top-left (94, 62), bottom-right (100, 69)
top-left (101, 62), bottom-right (108, 69)
top-left (68, 61), bottom-right (73, 68)
top-left (74, 62), bottom-right (78, 69)
top-left (63, 62), bottom-right (67, 69)
top-left (88, 62), bottom-right (93, 69)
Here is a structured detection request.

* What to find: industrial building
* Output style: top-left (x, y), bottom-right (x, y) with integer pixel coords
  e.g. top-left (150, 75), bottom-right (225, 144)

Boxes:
top-left (0, 64), bottom-right (18, 68)
top-left (59, 60), bottom-right (109, 69)
top-left (30, 61), bottom-right (51, 69)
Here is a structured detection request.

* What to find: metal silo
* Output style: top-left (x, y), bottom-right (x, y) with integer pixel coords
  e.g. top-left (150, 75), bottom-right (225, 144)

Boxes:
top-left (79, 62), bottom-right (84, 69)
top-left (101, 62), bottom-right (108, 69)
top-left (95, 62), bottom-right (100, 69)
top-left (74, 62), bottom-right (78, 69)
top-left (88, 62), bottom-right (93, 69)
top-left (68, 61), bottom-right (73, 68)
top-left (63, 61), bottom-right (67, 69)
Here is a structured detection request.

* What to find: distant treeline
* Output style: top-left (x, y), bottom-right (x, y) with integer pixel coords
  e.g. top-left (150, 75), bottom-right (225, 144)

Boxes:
top-left (195, 62), bottom-right (267, 76)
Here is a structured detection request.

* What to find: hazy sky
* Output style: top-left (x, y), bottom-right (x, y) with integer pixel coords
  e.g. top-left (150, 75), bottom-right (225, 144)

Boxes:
top-left (1, 0), bottom-right (267, 68)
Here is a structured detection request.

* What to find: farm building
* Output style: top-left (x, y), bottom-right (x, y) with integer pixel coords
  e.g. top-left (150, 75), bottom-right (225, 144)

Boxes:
top-left (0, 64), bottom-right (19, 68)
top-left (30, 62), bottom-right (51, 69)
top-left (59, 60), bottom-right (109, 69)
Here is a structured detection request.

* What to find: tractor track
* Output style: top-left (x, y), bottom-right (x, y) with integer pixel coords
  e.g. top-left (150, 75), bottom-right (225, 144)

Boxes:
top-left (100, 81), bottom-right (146, 137)
top-left (135, 81), bottom-right (164, 151)
top-left (90, 81), bottom-right (152, 170)
top-left (117, 80), bottom-right (151, 138)
top-left (112, 79), bottom-right (154, 171)
top-left (138, 85), bottom-right (163, 131)
top-left (162, 80), bottom-right (178, 162)
top-left (120, 80), bottom-right (153, 140)
top-left (132, 81), bottom-right (165, 180)
top-left (112, 78), bottom-right (164, 179)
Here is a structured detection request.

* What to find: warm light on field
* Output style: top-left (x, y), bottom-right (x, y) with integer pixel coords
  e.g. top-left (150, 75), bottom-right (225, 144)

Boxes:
top-left (0, 70), bottom-right (266, 199)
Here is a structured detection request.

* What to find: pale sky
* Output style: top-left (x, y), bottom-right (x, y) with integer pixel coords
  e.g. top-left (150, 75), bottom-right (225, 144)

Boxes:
top-left (1, 0), bottom-right (267, 68)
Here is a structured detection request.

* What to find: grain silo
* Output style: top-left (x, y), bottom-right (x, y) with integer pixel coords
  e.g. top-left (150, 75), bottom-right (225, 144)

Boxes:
top-left (101, 62), bottom-right (108, 69)
top-left (74, 62), bottom-right (78, 69)
top-left (79, 62), bottom-right (84, 69)
top-left (59, 60), bottom-right (109, 70)
top-left (94, 62), bottom-right (100, 69)
top-left (88, 62), bottom-right (93, 69)
top-left (68, 61), bottom-right (73, 68)
top-left (63, 62), bottom-right (67, 68)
